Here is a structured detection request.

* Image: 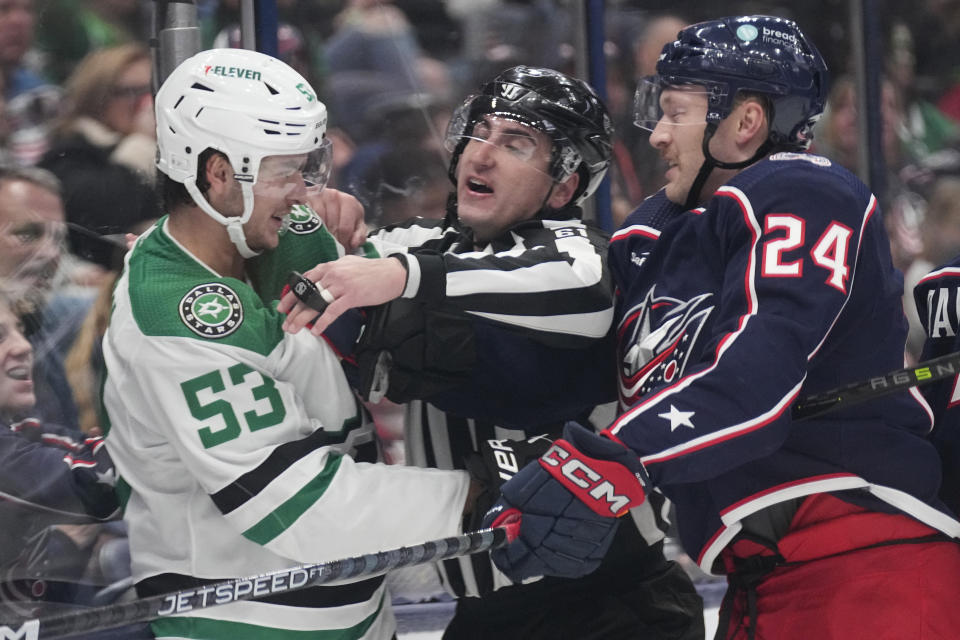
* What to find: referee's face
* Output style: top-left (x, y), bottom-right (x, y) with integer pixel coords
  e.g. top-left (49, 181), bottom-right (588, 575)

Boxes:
top-left (455, 116), bottom-right (575, 242)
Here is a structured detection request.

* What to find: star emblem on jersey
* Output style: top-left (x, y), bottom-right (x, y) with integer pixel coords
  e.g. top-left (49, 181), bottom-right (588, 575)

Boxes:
top-left (658, 405), bottom-right (695, 431)
top-left (96, 466), bottom-right (118, 487)
top-left (286, 204), bottom-right (321, 234)
top-left (179, 283), bottom-right (244, 338)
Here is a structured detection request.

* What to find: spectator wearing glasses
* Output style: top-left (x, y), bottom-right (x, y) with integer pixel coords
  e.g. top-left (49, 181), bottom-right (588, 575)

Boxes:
top-left (38, 43), bottom-right (158, 273)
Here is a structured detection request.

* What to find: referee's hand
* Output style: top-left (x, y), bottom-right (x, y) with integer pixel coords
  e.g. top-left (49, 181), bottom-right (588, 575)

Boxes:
top-left (278, 256), bottom-right (407, 336)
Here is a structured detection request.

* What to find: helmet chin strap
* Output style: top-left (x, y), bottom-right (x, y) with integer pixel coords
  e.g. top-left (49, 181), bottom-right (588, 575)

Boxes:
top-left (538, 182), bottom-right (557, 214)
top-left (683, 123), bottom-right (773, 210)
top-left (185, 180), bottom-right (262, 259)
top-left (228, 183), bottom-right (261, 259)
top-left (226, 219), bottom-right (260, 259)
top-left (538, 164), bottom-right (582, 215)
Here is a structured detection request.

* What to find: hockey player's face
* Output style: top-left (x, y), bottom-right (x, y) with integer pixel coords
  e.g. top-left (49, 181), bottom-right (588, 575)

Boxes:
top-left (245, 154), bottom-right (309, 250)
top-left (648, 87), bottom-right (710, 205)
top-left (0, 179), bottom-right (65, 309)
top-left (455, 116), bottom-right (559, 241)
top-left (0, 301), bottom-right (34, 416)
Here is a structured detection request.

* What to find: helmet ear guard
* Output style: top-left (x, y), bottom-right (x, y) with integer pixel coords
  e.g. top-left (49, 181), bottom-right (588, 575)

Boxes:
top-left (445, 65), bottom-right (613, 207)
top-left (155, 48), bottom-right (330, 257)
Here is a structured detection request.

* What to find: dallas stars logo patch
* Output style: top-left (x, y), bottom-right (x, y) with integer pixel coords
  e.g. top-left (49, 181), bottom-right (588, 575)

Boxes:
top-left (286, 204), bottom-right (321, 234)
top-left (179, 283), bottom-right (243, 338)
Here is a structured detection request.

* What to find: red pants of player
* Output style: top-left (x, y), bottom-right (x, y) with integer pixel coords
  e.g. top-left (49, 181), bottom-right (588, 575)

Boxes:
top-left (716, 493), bottom-right (960, 640)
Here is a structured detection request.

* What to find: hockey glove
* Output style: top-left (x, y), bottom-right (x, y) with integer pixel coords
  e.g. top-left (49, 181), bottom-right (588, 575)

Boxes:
top-left (354, 298), bottom-right (475, 403)
top-left (10, 420), bottom-right (119, 519)
top-left (58, 436), bottom-right (119, 519)
top-left (481, 422), bottom-right (648, 581)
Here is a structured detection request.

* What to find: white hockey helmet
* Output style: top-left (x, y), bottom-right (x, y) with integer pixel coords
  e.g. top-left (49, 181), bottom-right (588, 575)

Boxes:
top-left (155, 48), bottom-right (331, 257)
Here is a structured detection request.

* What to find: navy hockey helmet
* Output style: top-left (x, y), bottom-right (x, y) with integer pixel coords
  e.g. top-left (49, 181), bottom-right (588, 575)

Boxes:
top-left (635, 15), bottom-right (829, 151)
top-left (445, 65), bottom-right (613, 205)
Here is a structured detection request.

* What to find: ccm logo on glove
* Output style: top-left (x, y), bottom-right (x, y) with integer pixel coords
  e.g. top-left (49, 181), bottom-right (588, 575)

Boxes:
top-left (539, 440), bottom-right (645, 517)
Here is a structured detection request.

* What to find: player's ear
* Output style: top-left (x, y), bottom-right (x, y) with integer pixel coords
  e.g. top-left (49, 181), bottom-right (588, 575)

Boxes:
top-left (736, 98), bottom-right (767, 145)
top-left (204, 153), bottom-right (234, 193)
top-left (547, 171), bottom-right (580, 209)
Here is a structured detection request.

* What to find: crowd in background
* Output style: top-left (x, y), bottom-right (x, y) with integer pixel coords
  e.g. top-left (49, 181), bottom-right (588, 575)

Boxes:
top-left (1, 0), bottom-right (959, 625)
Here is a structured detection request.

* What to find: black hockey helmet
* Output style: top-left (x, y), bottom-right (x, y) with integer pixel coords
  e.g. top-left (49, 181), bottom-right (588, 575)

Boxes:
top-left (445, 65), bottom-right (613, 205)
top-left (635, 15), bottom-right (829, 151)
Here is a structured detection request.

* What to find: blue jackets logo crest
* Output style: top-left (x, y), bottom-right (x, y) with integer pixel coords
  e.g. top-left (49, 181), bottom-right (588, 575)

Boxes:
top-left (619, 287), bottom-right (713, 405)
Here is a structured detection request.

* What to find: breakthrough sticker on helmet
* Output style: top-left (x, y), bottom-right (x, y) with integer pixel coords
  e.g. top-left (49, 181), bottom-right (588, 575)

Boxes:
top-left (180, 283), bottom-right (244, 338)
top-left (736, 24), bottom-right (759, 42)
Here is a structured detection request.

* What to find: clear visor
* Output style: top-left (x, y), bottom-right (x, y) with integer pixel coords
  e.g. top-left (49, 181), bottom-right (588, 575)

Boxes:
top-left (445, 98), bottom-right (580, 182)
top-left (254, 137), bottom-right (334, 195)
top-left (633, 77), bottom-right (721, 132)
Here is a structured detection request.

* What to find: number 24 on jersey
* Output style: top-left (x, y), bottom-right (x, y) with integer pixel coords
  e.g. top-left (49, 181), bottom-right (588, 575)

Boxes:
top-left (761, 214), bottom-right (853, 293)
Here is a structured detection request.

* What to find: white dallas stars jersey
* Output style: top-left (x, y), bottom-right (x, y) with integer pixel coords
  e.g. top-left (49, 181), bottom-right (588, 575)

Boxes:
top-left (102, 217), bottom-right (469, 640)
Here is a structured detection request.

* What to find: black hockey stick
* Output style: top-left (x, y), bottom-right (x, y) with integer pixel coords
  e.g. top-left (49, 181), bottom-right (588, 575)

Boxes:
top-left (2, 522), bottom-right (519, 640)
top-left (792, 350), bottom-right (960, 420)
top-left (64, 223), bottom-right (127, 250)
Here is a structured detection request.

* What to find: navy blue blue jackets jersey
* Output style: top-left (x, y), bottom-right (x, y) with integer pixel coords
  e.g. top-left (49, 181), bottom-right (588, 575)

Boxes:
top-left (0, 420), bottom-right (118, 568)
top-left (913, 260), bottom-right (960, 514)
top-left (607, 152), bottom-right (959, 573)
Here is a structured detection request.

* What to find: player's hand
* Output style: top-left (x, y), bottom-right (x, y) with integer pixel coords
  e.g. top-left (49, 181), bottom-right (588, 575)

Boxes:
top-left (278, 255), bottom-right (407, 336)
top-left (306, 188), bottom-right (367, 252)
top-left (481, 422), bottom-right (648, 581)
